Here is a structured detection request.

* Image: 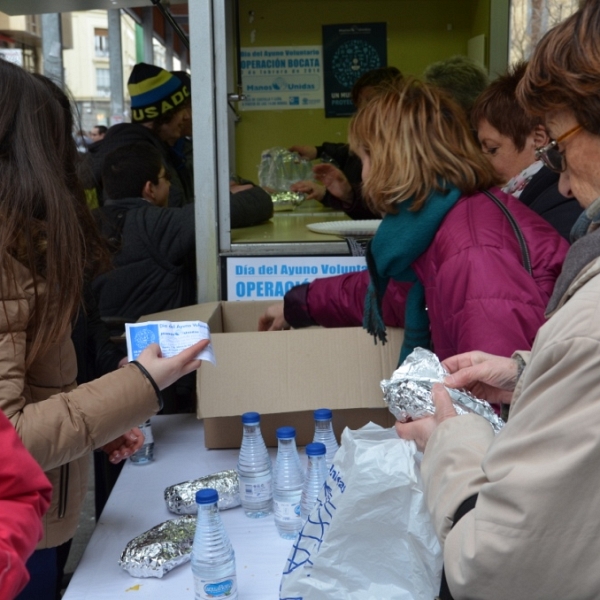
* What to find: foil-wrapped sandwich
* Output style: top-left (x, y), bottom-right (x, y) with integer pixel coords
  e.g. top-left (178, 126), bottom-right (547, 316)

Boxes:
top-left (164, 469), bottom-right (240, 515)
top-left (119, 515), bottom-right (195, 578)
top-left (381, 347), bottom-right (504, 434)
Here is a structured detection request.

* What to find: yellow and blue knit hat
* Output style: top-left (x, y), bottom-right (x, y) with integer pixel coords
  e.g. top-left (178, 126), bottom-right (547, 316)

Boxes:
top-left (128, 62), bottom-right (190, 123)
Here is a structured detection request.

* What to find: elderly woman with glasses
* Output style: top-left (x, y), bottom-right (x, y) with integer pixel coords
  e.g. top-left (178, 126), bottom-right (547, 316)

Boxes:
top-left (396, 2), bottom-right (600, 599)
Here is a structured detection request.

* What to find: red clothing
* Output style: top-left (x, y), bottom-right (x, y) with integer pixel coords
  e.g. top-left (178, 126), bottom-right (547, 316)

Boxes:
top-left (0, 410), bottom-right (51, 599)
top-left (288, 189), bottom-right (569, 360)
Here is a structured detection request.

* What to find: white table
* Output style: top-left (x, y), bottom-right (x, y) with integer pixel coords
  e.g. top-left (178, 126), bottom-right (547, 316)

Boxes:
top-left (63, 414), bottom-right (294, 599)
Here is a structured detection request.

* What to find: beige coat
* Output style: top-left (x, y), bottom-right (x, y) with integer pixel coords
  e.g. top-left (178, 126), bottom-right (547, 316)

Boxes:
top-left (0, 257), bottom-right (160, 548)
top-left (422, 254), bottom-right (600, 599)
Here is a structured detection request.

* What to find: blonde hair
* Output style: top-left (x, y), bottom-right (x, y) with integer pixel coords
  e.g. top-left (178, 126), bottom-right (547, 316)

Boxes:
top-left (348, 77), bottom-right (499, 213)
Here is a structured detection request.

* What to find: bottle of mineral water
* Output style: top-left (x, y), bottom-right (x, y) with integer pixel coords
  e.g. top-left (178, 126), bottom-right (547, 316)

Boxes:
top-left (272, 426), bottom-right (305, 539)
top-left (312, 408), bottom-right (339, 467)
top-left (237, 412), bottom-right (273, 518)
top-left (300, 442), bottom-right (328, 520)
top-left (191, 488), bottom-right (238, 600)
top-left (129, 419), bottom-right (154, 464)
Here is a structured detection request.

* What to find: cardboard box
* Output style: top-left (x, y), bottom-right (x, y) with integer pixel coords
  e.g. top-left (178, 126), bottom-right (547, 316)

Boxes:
top-left (140, 301), bottom-right (403, 448)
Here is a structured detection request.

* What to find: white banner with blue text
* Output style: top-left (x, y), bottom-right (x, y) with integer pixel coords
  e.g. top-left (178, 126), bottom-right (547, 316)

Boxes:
top-left (226, 256), bottom-right (367, 301)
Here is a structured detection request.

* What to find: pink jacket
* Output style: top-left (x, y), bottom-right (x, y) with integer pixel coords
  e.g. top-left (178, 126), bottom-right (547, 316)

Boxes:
top-left (0, 409), bottom-right (51, 599)
top-left (285, 189), bottom-right (569, 360)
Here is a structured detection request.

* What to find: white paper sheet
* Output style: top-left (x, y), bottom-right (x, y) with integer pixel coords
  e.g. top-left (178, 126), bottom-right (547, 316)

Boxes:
top-left (125, 320), bottom-right (216, 364)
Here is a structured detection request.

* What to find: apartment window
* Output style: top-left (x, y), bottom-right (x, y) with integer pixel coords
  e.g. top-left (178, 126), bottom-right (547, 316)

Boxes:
top-left (509, 0), bottom-right (579, 64)
top-left (94, 28), bottom-right (109, 57)
top-left (96, 68), bottom-right (110, 96)
top-left (152, 38), bottom-right (167, 69)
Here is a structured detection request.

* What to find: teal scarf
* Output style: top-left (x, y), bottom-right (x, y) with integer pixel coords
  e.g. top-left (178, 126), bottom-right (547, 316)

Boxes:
top-left (363, 185), bottom-right (462, 365)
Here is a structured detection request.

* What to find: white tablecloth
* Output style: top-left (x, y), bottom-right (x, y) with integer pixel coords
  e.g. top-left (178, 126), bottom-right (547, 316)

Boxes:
top-left (63, 414), bottom-right (294, 599)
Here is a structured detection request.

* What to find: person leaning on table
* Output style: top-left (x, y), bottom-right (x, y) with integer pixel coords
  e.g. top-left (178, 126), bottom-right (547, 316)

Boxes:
top-left (397, 3), bottom-right (600, 598)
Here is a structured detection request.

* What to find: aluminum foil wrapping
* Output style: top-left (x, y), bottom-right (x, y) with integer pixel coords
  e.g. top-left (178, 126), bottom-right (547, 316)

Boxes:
top-left (381, 347), bottom-right (504, 434)
top-left (271, 190), bottom-right (306, 211)
top-left (118, 515), bottom-right (195, 578)
top-left (164, 469), bottom-right (240, 515)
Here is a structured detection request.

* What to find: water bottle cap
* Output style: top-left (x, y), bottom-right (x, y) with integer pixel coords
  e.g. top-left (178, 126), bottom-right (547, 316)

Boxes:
top-left (276, 426), bottom-right (296, 439)
top-left (196, 488), bottom-right (219, 505)
top-left (313, 408), bottom-right (332, 421)
top-left (242, 411), bottom-right (260, 424)
top-left (306, 442), bottom-right (326, 456)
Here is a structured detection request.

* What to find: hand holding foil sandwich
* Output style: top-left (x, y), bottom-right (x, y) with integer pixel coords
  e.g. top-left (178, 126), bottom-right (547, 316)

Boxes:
top-left (383, 348), bottom-right (509, 450)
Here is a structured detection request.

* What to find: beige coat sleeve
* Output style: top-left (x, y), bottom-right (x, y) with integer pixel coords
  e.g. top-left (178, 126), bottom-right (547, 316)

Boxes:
top-left (421, 415), bottom-right (493, 544)
top-left (14, 364), bottom-right (160, 472)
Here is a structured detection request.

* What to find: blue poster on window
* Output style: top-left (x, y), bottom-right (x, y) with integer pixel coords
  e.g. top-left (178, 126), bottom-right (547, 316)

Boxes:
top-left (322, 22), bottom-right (387, 118)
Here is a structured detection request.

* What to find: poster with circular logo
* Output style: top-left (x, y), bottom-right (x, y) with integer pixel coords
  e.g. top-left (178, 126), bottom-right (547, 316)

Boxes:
top-left (322, 23), bottom-right (387, 118)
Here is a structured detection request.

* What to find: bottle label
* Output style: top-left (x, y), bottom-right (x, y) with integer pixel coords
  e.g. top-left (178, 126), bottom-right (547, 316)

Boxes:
top-left (194, 574), bottom-right (237, 599)
top-left (138, 422), bottom-right (154, 444)
top-left (274, 498), bottom-right (302, 522)
top-left (240, 473), bottom-right (272, 503)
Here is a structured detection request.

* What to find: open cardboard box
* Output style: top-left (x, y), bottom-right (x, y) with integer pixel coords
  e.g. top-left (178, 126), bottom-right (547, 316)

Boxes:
top-left (139, 301), bottom-right (403, 448)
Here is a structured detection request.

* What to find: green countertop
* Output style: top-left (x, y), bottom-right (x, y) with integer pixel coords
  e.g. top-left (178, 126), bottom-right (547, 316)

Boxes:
top-left (231, 199), bottom-right (350, 244)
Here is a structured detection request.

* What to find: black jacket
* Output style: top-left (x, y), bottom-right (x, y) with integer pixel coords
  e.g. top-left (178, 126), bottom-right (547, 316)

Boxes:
top-left (518, 166), bottom-right (582, 241)
top-left (71, 282), bottom-right (125, 384)
top-left (230, 185), bottom-right (274, 228)
top-left (92, 198), bottom-right (196, 322)
top-left (176, 137), bottom-right (273, 227)
top-left (91, 124), bottom-right (194, 208)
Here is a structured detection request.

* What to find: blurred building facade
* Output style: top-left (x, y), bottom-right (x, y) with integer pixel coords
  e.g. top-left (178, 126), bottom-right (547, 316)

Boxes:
top-left (509, 0), bottom-right (580, 64)
top-left (0, 6), bottom-right (187, 135)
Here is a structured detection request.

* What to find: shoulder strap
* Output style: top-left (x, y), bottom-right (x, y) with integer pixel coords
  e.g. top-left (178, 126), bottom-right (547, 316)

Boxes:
top-left (437, 493), bottom-right (479, 600)
top-left (483, 190), bottom-right (532, 275)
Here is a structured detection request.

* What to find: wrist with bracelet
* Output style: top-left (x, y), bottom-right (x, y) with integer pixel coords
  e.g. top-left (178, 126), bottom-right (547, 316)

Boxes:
top-left (130, 360), bottom-right (164, 411)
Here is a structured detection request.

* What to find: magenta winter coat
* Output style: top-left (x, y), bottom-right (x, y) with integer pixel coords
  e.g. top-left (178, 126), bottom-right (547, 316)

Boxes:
top-left (284, 188), bottom-right (569, 360)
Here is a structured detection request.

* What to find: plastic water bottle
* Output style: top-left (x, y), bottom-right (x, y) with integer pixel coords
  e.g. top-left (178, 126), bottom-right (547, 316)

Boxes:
top-left (237, 412), bottom-right (273, 518)
top-left (191, 488), bottom-right (238, 600)
top-left (273, 426), bottom-right (305, 539)
top-left (300, 443), bottom-right (328, 520)
top-left (129, 419), bottom-right (154, 464)
top-left (312, 408), bottom-right (339, 466)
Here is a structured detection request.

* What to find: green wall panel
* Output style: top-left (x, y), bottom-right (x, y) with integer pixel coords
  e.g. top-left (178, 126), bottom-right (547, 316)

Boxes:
top-left (235, 0), bottom-right (485, 180)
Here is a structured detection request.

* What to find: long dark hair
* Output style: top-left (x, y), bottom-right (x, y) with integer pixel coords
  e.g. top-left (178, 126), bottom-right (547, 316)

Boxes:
top-left (0, 60), bottom-right (102, 363)
top-left (32, 74), bottom-right (112, 280)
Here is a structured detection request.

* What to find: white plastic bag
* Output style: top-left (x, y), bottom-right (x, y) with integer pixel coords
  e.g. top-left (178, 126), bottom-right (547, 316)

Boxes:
top-left (279, 423), bottom-right (442, 600)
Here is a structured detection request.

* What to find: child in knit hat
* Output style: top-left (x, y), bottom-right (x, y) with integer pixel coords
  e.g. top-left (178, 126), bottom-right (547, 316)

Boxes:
top-left (128, 62), bottom-right (191, 146)
top-left (91, 63), bottom-right (194, 208)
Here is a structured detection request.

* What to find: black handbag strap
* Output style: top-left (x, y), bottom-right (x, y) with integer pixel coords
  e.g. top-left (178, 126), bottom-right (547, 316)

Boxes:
top-left (483, 190), bottom-right (532, 276)
top-left (436, 494), bottom-right (479, 600)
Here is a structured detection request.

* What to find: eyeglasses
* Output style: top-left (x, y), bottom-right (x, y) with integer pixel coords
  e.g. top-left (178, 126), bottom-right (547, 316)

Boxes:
top-left (535, 124), bottom-right (583, 173)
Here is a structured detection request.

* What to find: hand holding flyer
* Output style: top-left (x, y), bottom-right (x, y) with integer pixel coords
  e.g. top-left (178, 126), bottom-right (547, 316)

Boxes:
top-left (125, 321), bottom-right (216, 365)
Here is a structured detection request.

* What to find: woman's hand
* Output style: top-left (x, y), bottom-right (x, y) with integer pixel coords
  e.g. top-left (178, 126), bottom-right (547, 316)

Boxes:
top-left (395, 384), bottom-right (457, 451)
top-left (442, 351), bottom-right (518, 405)
top-left (289, 145), bottom-right (318, 160)
top-left (135, 339), bottom-right (209, 391)
top-left (312, 164), bottom-right (353, 204)
top-left (101, 427), bottom-right (144, 464)
top-left (258, 302), bottom-right (290, 331)
top-left (290, 180), bottom-right (326, 202)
